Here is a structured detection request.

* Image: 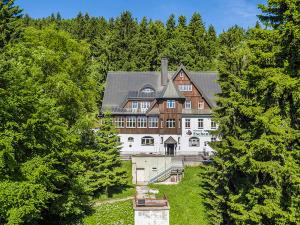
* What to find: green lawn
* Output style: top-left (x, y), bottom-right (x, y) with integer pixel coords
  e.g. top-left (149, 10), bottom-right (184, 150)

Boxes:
top-left (151, 166), bottom-right (208, 225)
top-left (79, 200), bottom-right (134, 225)
top-left (94, 161), bottom-right (135, 202)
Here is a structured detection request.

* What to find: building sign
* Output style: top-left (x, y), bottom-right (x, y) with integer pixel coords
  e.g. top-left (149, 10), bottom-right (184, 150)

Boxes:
top-left (193, 130), bottom-right (210, 137)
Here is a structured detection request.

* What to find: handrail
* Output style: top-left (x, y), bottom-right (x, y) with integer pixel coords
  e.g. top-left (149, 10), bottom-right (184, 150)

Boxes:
top-left (149, 162), bottom-right (183, 183)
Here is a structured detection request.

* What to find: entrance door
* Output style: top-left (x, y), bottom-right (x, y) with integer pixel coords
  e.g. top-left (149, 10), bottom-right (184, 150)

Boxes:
top-left (136, 168), bottom-right (145, 184)
top-left (166, 144), bottom-right (175, 156)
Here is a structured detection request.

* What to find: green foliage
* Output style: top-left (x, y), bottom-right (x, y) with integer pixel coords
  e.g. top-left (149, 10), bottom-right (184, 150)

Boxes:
top-left (151, 166), bottom-right (209, 225)
top-left (0, 0), bottom-right (22, 49)
top-left (203, 1), bottom-right (300, 224)
top-left (0, 26), bottom-right (126, 224)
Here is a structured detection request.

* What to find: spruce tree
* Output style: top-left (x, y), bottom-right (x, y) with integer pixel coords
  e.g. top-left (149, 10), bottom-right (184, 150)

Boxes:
top-left (0, 0), bottom-right (22, 49)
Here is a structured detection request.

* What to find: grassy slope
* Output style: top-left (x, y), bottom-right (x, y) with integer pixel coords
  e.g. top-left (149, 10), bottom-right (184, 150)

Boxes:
top-left (151, 166), bottom-right (208, 225)
top-left (81, 200), bottom-right (134, 225)
top-left (94, 161), bottom-right (135, 202)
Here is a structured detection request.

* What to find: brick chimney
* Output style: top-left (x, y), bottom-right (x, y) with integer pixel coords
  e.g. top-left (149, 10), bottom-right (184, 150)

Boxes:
top-left (161, 58), bottom-right (168, 86)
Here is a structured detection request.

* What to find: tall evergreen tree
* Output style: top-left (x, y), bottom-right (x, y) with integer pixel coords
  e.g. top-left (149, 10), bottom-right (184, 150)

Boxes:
top-left (203, 1), bottom-right (300, 224)
top-left (0, 0), bottom-right (22, 49)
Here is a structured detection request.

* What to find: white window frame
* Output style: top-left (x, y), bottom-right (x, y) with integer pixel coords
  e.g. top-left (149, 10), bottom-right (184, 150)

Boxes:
top-left (198, 100), bottom-right (204, 109)
top-left (141, 136), bottom-right (154, 146)
top-left (189, 137), bottom-right (200, 147)
top-left (185, 119), bottom-right (191, 129)
top-left (167, 100), bottom-right (175, 109)
top-left (126, 116), bottom-right (136, 128)
top-left (198, 118), bottom-right (203, 129)
top-left (141, 101), bottom-right (150, 113)
top-left (148, 117), bottom-right (158, 128)
top-left (128, 137), bottom-right (134, 142)
top-left (137, 116), bottom-right (147, 128)
top-left (211, 120), bottom-right (217, 129)
top-left (166, 119), bottom-right (176, 128)
top-left (114, 117), bottom-right (125, 128)
top-left (132, 101), bottom-right (138, 112)
top-left (184, 100), bottom-right (191, 109)
top-left (141, 88), bottom-right (154, 93)
top-left (178, 84), bottom-right (192, 92)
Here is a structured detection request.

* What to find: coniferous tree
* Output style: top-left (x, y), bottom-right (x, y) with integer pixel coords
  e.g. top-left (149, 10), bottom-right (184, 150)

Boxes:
top-left (0, 0), bottom-right (22, 49)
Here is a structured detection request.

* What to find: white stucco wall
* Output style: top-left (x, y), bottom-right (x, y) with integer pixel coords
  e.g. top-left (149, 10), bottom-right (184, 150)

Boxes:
top-left (135, 209), bottom-right (169, 225)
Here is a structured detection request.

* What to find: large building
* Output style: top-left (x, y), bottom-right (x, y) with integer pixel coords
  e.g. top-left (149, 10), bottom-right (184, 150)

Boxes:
top-left (102, 58), bottom-right (221, 156)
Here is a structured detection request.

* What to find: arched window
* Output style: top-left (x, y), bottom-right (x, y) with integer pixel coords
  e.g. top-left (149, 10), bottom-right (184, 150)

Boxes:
top-left (141, 136), bottom-right (154, 146)
top-left (128, 137), bottom-right (134, 142)
top-left (189, 137), bottom-right (200, 147)
top-left (141, 88), bottom-right (155, 94)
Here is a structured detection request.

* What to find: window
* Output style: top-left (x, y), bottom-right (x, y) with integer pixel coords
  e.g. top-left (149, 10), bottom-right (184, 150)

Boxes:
top-left (185, 119), bottom-right (191, 128)
top-left (166, 119), bottom-right (176, 128)
top-left (141, 136), bottom-right (154, 146)
top-left (179, 71), bottom-right (184, 78)
top-left (148, 117), bottom-right (158, 128)
top-left (189, 137), bottom-right (200, 147)
top-left (141, 101), bottom-right (150, 113)
top-left (137, 116), bottom-right (147, 128)
top-left (128, 137), bottom-right (134, 142)
top-left (114, 117), bottom-right (125, 128)
top-left (152, 167), bottom-right (158, 171)
top-left (126, 116), bottom-right (136, 128)
top-left (198, 100), bottom-right (204, 109)
top-left (161, 137), bottom-right (163, 144)
top-left (211, 120), bottom-right (217, 129)
top-left (178, 84), bottom-right (192, 92)
top-left (211, 136), bottom-right (217, 142)
top-left (132, 101), bottom-right (138, 111)
top-left (141, 88), bottom-right (154, 93)
top-left (198, 119), bottom-right (204, 129)
top-left (167, 100), bottom-right (175, 108)
top-left (178, 137), bottom-right (180, 144)
top-left (184, 100), bottom-right (191, 109)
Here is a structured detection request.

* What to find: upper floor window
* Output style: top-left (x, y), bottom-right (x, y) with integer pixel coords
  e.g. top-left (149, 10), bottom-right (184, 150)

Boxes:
top-left (148, 117), bottom-right (158, 128)
top-left (141, 101), bottom-right (150, 113)
top-left (137, 116), bottom-right (147, 128)
top-left (211, 120), bottom-right (217, 129)
top-left (184, 100), bottom-right (191, 109)
top-left (198, 100), bottom-right (204, 109)
top-left (198, 119), bottom-right (204, 129)
top-left (132, 101), bottom-right (138, 111)
top-left (141, 88), bottom-right (154, 94)
top-left (185, 119), bottom-right (191, 129)
top-left (141, 136), bottom-right (154, 146)
top-left (114, 117), bottom-right (125, 128)
top-left (178, 84), bottom-right (192, 92)
top-left (166, 119), bottom-right (176, 128)
top-left (126, 116), bottom-right (136, 128)
top-left (167, 100), bottom-right (175, 108)
top-left (179, 71), bottom-right (184, 78)
top-left (189, 137), bottom-right (200, 147)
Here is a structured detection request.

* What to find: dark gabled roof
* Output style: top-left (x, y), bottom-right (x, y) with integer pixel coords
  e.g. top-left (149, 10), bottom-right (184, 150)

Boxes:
top-left (102, 69), bottom-right (220, 111)
top-left (158, 79), bottom-right (185, 99)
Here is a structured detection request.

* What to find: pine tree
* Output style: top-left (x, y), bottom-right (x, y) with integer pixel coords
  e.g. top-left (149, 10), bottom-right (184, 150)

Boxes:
top-left (0, 0), bottom-right (22, 49)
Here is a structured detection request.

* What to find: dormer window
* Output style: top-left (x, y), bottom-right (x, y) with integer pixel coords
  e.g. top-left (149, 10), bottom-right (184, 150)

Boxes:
top-left (141, 88), bottom-right (154, 94)
top-left (132, 101), bottom-right (138, 112)
top-left (167, 100), bottom-right (175, 108)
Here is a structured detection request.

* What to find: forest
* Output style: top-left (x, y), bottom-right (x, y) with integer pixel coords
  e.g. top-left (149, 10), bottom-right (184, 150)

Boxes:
top-left (0, 0), bottom-right (299, 224)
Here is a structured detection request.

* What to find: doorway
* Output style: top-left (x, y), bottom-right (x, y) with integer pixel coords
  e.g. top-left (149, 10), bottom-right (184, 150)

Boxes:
top-left (166, 144), bottom-right (175, 156)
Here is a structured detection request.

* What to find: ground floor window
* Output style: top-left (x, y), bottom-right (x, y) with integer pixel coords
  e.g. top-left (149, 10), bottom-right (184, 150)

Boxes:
top-left (211, 136), bottom-right (217, 142)
top-left (166, 119), bottom-right (176, 128)
top-left (189, 137), bottom-right (200, 147)
top-left (148, 117), bottom-right (158, 128)
top-left (141, 136), bottom-right (154, 146)
top-left (185, 119), bottom-right (191, 128)
top-left (137, 116), bottom-right (147, 128)
top-left (198, 119), bottom-right (203, 129)
top-left (128, 137), bottom-right (134, 142)
top-left (211, 120), bottom-right (217, 129)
